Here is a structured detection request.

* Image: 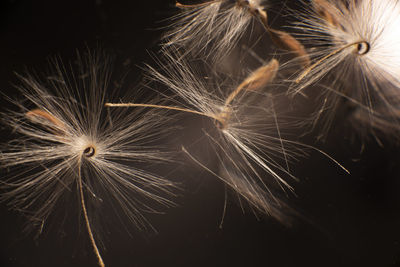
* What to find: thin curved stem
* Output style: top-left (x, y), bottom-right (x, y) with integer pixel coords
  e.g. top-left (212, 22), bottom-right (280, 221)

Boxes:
top-left (296, 41), bottom-right (368, 83)
top-left (78, 163), bottom-right (105, 267)
top-left (224, 82), bottom-right (248, 107)
top-left (105, 103), bottom-right (225, 126)
top-left (225, 59), bottom-right (279, 107)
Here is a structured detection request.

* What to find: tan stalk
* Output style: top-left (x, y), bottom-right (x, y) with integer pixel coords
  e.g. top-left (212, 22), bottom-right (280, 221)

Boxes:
top-left (26, 108), bottom-right (103, 265)
top-left (295, 40), bottom-right (369, 83)
top-left (224, 59), bottom-right (279, 106)
top-left (77, 162), bottom-right (105, 267)
top-left (106, 59), bottom-right (279, 130)
top-left (237, 59), bottom-right (279, 92)
top-left (105, 103), bottom-right (226, 126)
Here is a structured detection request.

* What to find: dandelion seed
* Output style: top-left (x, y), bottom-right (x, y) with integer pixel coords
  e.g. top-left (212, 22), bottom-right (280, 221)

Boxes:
top-left (165, 0), bottom-right (309, 67)
top-left (107, 51), bottom-right (303, 222)
top-left (164, 0), bottom-right (270, 60)
top-left (0, 51), bottom-right (176, 267)
top-left (292, 0), bottom-right (400, 135)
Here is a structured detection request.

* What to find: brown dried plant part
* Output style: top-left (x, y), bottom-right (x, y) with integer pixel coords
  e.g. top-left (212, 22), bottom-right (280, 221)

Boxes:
top-left (26, 109), bottom-right (67, 135)
top-left (312, 0), bottom-right (340, 27)
top-left (224, 58), bottom-right (279, 106)
top-left (266, 28), bottom-right (310, 67)
top-left (217, 59), bottom-right (279, 129)
top-left (239, 4), bottom-right (310, 67)
top-left (238, 58), bottom-right (279, 92)
top-left (239, 1), bottom-right (309, 67)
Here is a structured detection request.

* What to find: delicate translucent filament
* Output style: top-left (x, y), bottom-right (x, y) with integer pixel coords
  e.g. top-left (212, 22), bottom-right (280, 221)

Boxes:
top-left (296, 40), bottom-right (370, 83)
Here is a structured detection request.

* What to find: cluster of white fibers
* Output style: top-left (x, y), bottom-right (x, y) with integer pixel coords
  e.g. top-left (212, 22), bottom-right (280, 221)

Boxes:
top-left (0, 51), bottom-right (177, 267)
top-left (163, 0), bottom-right (268, 61)
top-left (292, 0), bottom-right (400, 135)
top-left (142, 50), bottom-right (304, 223)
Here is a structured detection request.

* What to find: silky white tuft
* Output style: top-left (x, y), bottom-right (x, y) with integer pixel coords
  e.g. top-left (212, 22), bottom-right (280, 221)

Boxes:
top-left (0, 51), bottom-right (177, 267)
top-left (163, 0), bottom-right (269, 61)
top-left (107, 50), bottom-right (304, 223)
top-left (292, 0), bottom-right (400, 135)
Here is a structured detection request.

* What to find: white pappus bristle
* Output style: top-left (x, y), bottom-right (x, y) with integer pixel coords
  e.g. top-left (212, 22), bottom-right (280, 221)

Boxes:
top-left (0, 51), bottom-right (177, 267)
top-left (106, 49), bottom-right (305, 224)
top-left (163, 0), bottom-right (268, 61)
top-left (293, 0), bottom-right (400, 134)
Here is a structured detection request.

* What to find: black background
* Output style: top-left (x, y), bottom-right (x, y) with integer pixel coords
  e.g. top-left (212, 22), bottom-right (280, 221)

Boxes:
top-left (1, 0), bottom-right (400, 266)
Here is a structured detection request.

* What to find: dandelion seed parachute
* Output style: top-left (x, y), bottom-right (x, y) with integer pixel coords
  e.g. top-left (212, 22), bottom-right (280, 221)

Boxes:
top-left (163, 0), bottom-right (270, 60)
top-left (164, 0), bottom-right (310, 70)
top-left (0, 51), bottom-right (177, 267)
top-left (292, 0), bottom-right (400, 136)
top-left (107, 51), bottom-right (305, 223)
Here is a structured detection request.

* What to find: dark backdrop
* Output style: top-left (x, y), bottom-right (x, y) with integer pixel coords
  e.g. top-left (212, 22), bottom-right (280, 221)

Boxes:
top-left (1, 0), bottom-right (400, 266)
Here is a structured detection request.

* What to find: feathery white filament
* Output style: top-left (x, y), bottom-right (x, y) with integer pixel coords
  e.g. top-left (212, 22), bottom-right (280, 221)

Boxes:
top-left (293, 0), bottom-right (400, 134)
top-left (141, 51), bottom-right (301, 222)
top-left (0, 51), bottom-right (177, 267)
top-left (164, 0), bottom-right (268, 60)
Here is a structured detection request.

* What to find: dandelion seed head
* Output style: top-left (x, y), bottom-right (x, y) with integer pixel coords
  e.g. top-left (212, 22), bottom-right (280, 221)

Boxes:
top-left (297, 0), bottom-right (400, 88)
top-left (164, 0), bottom-right (268, 61)
top-left (293, 0), bottom-right (400, 135)
top-left (143, 50), bottom-right (301, 222)
top-left (0, 51), bottom-right (177, 239)
top-left (324, 0), bottom-right (400, 68)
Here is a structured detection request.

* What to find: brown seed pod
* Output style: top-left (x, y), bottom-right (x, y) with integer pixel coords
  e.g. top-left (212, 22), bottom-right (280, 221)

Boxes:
top-left (267, 28), bottom-right (310, 67)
